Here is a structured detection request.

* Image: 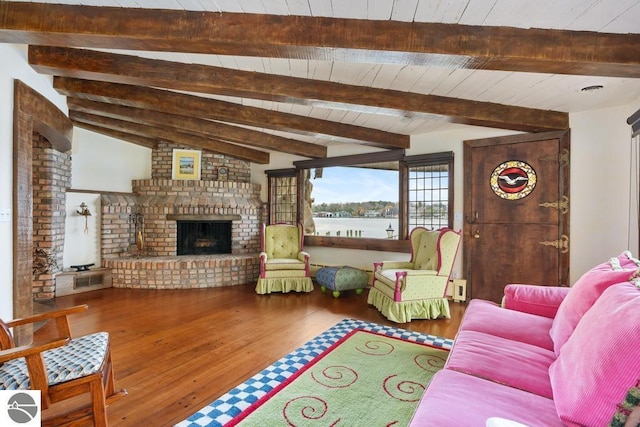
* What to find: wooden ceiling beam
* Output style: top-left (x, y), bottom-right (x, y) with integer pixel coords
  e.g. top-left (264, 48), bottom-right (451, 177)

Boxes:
top-left (2, 2), bottom-right (639, 77)
top-left (54, 77), bottom-right (409, 149)
top-left (69, 111), bottom-right (270, 164)
top-left (73, 121), bottom-right (158, 149)
top-left (32, 46), bottom-right (568, 132)
top-left (15, 79), bottom-right (72, 152)
top-left (67, 97), bottom-right (327, 158)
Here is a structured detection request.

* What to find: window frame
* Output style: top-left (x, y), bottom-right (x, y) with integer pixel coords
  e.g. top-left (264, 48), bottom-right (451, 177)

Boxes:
top-left (403, 151), bottom-right (455, 238)
top-left (265, 168), bottom-right (298, 225)
top-left (266, 150), bottom-right (454, 253)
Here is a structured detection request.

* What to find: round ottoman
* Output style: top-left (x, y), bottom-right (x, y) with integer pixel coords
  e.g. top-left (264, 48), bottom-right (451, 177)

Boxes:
top-left (316, 266), bottom-right (369, 298)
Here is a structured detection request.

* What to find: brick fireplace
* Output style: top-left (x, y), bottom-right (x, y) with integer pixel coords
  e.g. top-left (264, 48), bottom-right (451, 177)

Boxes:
top-left (100, 142), bottom-right (265, 289)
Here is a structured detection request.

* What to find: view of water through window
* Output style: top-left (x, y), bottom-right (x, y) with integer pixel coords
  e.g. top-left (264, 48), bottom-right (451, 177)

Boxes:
top-left (305, 161), bottom-right (450, 238)
top-left (307, 166), bottom-right (399, 238)
top-left (313, 217), bottom-right (400, 239)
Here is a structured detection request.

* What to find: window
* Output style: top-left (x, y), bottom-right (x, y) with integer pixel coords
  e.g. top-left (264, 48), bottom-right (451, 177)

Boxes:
top-left (405, 152), bottom-right (454, 234)
top-left (307, 164), bottom-right (399, 239)
top-left (266, 151), bottom-right (453, 252)
top-left (266, 169), bottom-right (297, 225)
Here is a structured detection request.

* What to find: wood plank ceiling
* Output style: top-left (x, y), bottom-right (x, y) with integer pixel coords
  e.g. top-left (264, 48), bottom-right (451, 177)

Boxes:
top-left (1, 0), bottom-right (640, 163)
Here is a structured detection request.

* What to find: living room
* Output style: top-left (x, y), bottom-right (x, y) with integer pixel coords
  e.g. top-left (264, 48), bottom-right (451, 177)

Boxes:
top-left (1, 1), bottom-right (640, 426)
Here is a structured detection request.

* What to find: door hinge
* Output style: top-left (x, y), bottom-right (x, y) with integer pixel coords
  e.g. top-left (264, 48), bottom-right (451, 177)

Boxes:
top-left (539, 149), bottom-right (569, 167)
top-left (539, 196), bottom-right (569, 214)
top-left (538, 235), bottom-right (569, 253)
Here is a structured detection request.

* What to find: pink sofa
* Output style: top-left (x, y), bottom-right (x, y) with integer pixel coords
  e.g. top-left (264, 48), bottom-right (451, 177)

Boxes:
top-left (410, 252), bottom-right (640, 426)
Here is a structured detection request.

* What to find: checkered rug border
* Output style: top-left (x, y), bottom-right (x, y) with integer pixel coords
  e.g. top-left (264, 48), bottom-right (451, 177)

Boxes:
top-left (175, 318), bottom-right (453, 427)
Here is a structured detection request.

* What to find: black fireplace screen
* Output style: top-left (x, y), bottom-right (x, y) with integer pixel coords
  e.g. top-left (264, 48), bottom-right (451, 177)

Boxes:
top-left (176, 221), bottom-right (232, 255)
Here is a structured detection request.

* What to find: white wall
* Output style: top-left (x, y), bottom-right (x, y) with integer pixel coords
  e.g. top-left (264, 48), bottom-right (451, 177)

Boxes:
top-left (71, 127), bottom-right (151, 193)
top-left (63, 192), bottom-right (102, 269)
top-left (63, 128), bottom-right (151, 268)
top-left (570, 101), bottom-right (640, 282)
top-left (0, 44), bottom-right (68, 320)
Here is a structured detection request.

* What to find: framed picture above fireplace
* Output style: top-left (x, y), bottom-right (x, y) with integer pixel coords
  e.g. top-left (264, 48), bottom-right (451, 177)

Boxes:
top-left (172, 149), bottom-right (202, 180)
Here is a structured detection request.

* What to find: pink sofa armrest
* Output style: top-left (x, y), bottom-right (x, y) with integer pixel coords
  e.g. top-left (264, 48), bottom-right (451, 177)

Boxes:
top-left (503, 284), bottom-right (570, 318)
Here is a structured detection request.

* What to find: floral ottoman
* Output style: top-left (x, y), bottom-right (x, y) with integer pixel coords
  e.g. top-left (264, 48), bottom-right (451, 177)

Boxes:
top-left (316, 266), bottom-right (369, 298)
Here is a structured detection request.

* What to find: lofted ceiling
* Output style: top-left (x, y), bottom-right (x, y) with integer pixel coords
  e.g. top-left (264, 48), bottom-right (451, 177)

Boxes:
top-left (1, 0), bottom-right (640, 163)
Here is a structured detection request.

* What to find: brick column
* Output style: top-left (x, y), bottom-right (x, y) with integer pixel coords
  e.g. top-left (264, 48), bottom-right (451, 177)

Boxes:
top-left (32, 134), bottom-right (71, 299)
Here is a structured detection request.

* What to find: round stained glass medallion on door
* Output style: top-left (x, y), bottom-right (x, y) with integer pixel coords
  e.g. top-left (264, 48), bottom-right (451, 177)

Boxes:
top-left (490, 160), bottom-right (537, 200)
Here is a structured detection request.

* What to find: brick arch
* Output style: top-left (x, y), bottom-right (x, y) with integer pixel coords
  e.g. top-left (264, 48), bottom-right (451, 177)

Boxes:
top-left (13, 80), bottom-right (71, 343)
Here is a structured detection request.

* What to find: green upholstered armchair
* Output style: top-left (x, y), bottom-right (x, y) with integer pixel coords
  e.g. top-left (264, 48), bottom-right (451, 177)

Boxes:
top-left (368, 227), bottom-right (461, 323)
top-left (255, 223), bottom-right (314, 294)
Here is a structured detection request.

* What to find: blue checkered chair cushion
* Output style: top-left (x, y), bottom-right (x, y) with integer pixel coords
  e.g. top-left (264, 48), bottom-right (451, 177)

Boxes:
top-left (0, 332), bottom-right (109, 390)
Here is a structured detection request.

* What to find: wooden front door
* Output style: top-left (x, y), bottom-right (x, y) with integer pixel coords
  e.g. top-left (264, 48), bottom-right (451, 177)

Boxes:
top-left (463, 131), bottom-right (570, 303)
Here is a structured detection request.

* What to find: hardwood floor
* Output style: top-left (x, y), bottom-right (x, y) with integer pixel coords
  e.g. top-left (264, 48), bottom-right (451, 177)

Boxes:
top-left (35, 284), bottom-right (466, 426)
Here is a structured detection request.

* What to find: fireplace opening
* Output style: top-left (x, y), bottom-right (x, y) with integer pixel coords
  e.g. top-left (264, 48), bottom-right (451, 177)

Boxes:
top-left (176, 221), bottom-right (232, 255)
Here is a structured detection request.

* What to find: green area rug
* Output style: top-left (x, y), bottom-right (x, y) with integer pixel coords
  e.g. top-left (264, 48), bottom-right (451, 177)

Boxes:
top-left (177, 319), bottom-right (453, 427)
top-left (230, 329), bottom-right (448, 426)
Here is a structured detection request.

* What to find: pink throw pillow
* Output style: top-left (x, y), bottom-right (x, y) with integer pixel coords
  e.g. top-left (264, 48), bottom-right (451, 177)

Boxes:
top-left (549, 282), bottom-right (640, 426)
top-left (549, 253), bottom-right (637, 354)
top-left (615, 250), bottom-right (640, 269)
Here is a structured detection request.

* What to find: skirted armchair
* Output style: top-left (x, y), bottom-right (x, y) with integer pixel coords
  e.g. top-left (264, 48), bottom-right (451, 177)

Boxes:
top-left (255, 223), bottom-right (314, 294)
top-left (368, 227), bottom-right (461, 323)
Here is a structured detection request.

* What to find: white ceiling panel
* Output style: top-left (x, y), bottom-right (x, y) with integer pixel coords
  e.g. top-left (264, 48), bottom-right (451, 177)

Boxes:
top-left (285, 0), bottom-right (311, 15)
top-left (414, 0), bottom-right (468, 23)
top-left (259, 0), bottom-right (290, 15)
top-left (205, 0), bottom-right (242, 12)
top-left (603, 2), bottom-right (640, 32)
top-left (307, 0), bottom-right (333, 17)
top-left (569, 0), bottom-right (639, 31)
top-left (367, 0), bottom-right (394, 20)
top-left (331, 0), bottom-right (369, 19)
top-left (176, 0), bottom-right (206, 10)
top-left (390, 0), bottom-right (418, 21)
top-left (4, 0), bottom-right (640, 154)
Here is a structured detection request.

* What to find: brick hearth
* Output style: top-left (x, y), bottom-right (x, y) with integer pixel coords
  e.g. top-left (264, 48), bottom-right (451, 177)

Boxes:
top-left (100, 144), bottom-right (265, 289)
top-left (104, 254), bottom-right (260, 289)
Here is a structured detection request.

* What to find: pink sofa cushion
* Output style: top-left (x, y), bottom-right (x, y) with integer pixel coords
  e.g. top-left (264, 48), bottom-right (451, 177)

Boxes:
top-left (503, 284), bottom-right (570, 318)
top-left (459, 299), bottom-right (554, 350)
top-left (549, 282), bottom-right (640, 426)
top-left (549, 254), bottom-right (637, 354)
top-left (409, 369), bottom-right (563, 426)
top-left (446, 330), bottom-right (556, 398)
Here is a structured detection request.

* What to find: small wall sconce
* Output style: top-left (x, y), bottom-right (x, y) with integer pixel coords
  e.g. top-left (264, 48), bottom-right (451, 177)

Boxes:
top-left (76, 202), bottom-right (91, 217)
top-left (76, 202), bottom-right (92, 233)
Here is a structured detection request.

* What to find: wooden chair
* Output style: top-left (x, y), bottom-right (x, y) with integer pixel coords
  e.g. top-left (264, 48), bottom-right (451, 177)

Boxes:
top-left (0, 305), bottom-right (126, 426)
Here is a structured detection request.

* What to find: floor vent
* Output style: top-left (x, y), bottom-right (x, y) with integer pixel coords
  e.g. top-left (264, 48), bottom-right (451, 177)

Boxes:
top-left (75, 273), bottom-right (104, 288)
top-left (56, 268), bottom-right (112, 297)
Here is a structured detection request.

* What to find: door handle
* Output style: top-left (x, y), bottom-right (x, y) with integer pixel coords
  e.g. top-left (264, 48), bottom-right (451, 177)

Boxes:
top-left (473, 230), bottom-right (480, 239)
top-left (466, 211), bottom-right (479, 225)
